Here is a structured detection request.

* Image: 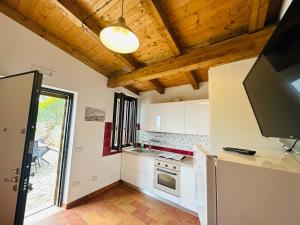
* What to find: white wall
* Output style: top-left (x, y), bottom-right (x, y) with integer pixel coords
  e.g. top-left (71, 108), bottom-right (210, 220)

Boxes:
top-left (0, 12), bottom-right (137, 203)
top-left (209, 0), bottom-right (295, 155)
top-left (209, 59), bottom-right (280, 155)
top-left (138, 83), bottom-right (209, 122)
top-left (139, 82), bottom-right (209, 104)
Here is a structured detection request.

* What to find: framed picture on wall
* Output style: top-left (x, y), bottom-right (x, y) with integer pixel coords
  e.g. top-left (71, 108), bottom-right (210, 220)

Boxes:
top-left (85, 107), bottom-right (105, 122)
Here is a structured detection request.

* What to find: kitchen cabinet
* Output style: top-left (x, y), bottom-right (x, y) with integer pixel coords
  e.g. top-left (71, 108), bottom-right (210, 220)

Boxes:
top-left (180, 166), bottom-right (197, 212)
top-left (140, 100), bottom-right (209, 135)
top-left (185, 100), bottom-right (209, 135)
top-left (121, 152), bottom-right (197, 213)
top-left (164, 102), bottom-right (185, 134)
top-left (121, 153), bottom-right (154, 192)
top-left (140, 103), bottom-right (166, 132)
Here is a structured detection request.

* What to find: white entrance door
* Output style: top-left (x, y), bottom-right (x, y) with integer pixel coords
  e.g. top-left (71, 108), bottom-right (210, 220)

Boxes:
top-left (0, 71), bottom-right (42, 225)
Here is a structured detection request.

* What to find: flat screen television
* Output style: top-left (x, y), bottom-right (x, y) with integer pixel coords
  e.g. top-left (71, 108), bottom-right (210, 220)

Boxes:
top-left (243, 0), bottom-right (300, 139)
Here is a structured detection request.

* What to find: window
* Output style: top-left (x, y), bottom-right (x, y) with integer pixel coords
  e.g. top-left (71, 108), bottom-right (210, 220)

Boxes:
top-left (112, 92), bottom-right (138, 150)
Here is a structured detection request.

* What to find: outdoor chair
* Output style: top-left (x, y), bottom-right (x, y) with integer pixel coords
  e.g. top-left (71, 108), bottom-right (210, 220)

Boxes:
top-left (31, 141), bottom-right (41, 173)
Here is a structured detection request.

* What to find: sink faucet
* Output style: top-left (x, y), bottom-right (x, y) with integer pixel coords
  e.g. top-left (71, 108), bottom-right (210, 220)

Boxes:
top-left (142, 141), bottom-right (152, 151)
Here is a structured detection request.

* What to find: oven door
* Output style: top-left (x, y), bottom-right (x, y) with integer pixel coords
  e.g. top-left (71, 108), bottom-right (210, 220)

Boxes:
top-left (154, 166), bottom-right (180, 197)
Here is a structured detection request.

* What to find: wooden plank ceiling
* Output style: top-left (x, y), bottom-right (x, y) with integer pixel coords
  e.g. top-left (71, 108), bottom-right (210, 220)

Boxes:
top-left (0, 0), bottom-right (282, 94)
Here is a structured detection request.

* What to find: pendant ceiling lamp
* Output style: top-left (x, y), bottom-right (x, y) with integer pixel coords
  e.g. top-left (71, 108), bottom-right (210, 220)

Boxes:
top-left (100, 0), bottom-right (139, 54)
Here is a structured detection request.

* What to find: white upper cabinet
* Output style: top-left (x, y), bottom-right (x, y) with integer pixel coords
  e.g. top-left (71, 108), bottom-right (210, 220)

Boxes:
top-left (164, 102), bottom-right (185, 134)
top-left (141, 103), bottom-right (166, 132)
top-left (184, 100), bottom-right (210, 135)
top-left (140, 100), bottom-right (209, 135)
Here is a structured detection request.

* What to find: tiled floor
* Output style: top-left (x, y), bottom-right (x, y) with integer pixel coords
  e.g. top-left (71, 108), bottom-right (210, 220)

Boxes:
top-left (32, 183), bottom-right (200, 225)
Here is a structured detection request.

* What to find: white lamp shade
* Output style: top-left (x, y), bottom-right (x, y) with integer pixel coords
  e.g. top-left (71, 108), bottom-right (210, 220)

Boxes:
top-left (100, 24), bottom-right (139, 54)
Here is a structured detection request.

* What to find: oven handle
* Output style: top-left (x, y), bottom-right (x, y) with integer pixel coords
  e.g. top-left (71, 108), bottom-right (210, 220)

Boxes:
top-left (156, 168), bottom-right (178, 176)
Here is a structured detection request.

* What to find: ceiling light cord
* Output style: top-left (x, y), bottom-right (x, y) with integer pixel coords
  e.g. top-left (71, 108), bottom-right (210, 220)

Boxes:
top-left (121, 0), bottom-right (125, 18)
top-left (82, 0), bottom-right (113, 26)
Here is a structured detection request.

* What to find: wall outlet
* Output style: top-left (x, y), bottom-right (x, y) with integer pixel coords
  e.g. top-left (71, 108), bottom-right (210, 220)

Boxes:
top-left (91, 176), bottom-right (98, 181)
top-left (72, 181), bottom-right (80, 187)
top-left (75, 146), bottom-right (83, 152)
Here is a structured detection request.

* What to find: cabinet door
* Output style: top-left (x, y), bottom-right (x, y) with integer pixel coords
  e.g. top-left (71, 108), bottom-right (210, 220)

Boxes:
top-left (140, 103), bottom-right (151, 131)
top-left (121, 153), bottom-right (154, 191)
top-left (185, 101), bottom-right (209, 135)
top-left (180, 166), bottom-right (197, 212)
top-left (141, 104), bottom-right (166, 132)
top-left (164, 102), bottom-right (185, 134)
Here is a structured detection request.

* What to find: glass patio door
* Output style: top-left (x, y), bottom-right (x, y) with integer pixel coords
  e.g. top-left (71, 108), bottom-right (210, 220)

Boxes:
top-left (24, 88), bottom-right (73, 217)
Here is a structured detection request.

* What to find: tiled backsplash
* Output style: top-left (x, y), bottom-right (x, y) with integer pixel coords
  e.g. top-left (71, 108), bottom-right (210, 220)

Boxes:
top-left (137, 131), bottom-right (210, 152)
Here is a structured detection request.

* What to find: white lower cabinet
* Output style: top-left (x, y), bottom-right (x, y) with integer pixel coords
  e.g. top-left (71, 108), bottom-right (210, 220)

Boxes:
top-left (180, 166), bottom-right (197, 212)
top-left (121, 153), bottom-right (154, 192)
top-left (121, 153), bottom-right (197, 212)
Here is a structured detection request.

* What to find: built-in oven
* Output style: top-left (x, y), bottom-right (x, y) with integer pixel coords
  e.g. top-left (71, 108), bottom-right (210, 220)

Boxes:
top-left (154, 159), bottom-right (180, 197)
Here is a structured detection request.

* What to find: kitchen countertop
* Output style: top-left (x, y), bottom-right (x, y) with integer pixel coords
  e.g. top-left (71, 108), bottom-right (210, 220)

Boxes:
top-left (219, 149), bottom-right (300, 174)
top-left (122, 148), bottom-right (194, 167)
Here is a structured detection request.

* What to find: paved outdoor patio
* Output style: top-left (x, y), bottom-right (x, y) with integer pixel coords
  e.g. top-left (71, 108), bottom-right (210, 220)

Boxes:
top-left (25, 149), bottom-right (59, 217)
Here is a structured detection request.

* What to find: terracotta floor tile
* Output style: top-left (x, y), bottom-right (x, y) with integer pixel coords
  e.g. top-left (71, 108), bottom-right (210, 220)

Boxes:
top-left (166, 220), bottom-right (181, 225)
top-left (132, 209), bottom-right (154, 225)
top-left (63, 210), bottom-right (88, 225)
top-left (81, 211), bottom-right (103, 225)
top-left (31, 183), bottom-right (199, 225)
top-left (131, 200), bottom-right (151, 212)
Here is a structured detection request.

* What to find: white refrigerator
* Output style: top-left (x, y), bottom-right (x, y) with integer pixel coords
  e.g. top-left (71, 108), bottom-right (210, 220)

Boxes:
top-left (195, 147), bottom-right (300, 225)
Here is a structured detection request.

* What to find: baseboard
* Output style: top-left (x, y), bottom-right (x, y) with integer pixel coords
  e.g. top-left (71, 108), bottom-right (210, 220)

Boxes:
top-left (65, 180), bottom-right (121, 209)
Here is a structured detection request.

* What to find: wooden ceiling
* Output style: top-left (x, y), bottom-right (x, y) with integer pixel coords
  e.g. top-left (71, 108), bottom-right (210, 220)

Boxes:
top-left (0, 0), bottom-right (282, 94)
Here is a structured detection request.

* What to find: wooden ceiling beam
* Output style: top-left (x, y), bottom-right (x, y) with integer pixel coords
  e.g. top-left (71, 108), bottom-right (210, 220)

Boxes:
top-left (57, 0), bottom-right (164, 94)
top-left (107, 26), bottom-right (275, 88)
top-left (186, 72), bottom-right (200, 89)
top-left (124, 85), bottom-right (140, 95)
top-left (249, 0), bottom-right (270, 33)
top-left (0, 2), bottom-right (139, 96)
top-left (57, 0), bottom-right (140, 70)
top-left (188, 71), bottom-right (200, 90)
top-left (141, 0), bottom-right (181, 55)
top-left (141, 0), bottom-right (199, 89)
top-left (147, 80), bottom-right (165, 94)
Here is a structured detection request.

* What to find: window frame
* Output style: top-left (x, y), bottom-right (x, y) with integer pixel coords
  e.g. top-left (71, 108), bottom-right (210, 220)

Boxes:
top-left (111, 92), bottom-right (137, 151)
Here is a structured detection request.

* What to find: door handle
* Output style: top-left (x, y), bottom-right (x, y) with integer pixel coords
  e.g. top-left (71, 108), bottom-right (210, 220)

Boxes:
top-left (4, 176), bottom-right (19, 183)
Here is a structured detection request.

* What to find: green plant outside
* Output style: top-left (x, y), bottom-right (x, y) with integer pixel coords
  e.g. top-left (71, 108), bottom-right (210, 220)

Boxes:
top-left (37, 96), bottom-right (65, 124)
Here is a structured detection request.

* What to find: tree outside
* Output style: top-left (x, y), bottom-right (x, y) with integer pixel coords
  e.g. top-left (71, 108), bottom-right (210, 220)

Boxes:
top-left (35, 96), bottom-right (65, 150)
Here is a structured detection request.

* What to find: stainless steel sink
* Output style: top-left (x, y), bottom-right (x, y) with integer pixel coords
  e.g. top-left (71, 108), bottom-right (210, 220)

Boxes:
top-left (130, 148), bottom-right (144, 153)
top-left (129, 148), bottom-right (156, 154)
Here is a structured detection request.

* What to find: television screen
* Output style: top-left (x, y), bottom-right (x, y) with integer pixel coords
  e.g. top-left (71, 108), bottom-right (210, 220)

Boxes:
top-left (243, 0), bottom-right (300, 139)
